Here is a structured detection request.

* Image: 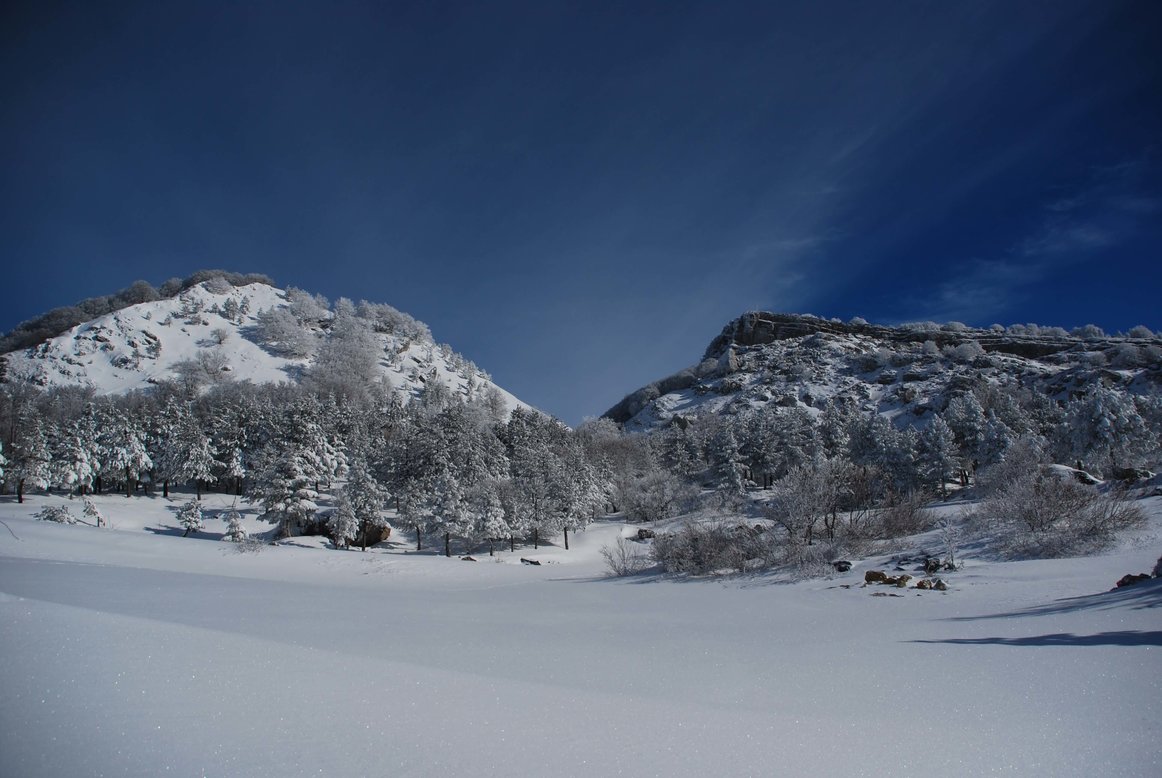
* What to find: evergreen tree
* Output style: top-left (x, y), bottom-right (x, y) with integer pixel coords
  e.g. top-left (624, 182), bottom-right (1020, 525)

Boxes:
top-left (99, 411), bottom-right (152, 497)
top-left (223, 507), bottom-right (248, 542)
top-left (1059, 387), bottom-right (1152, 475)
top-left (82, 497), bottom-right (105, 528)
top-left (50, 414), bottom-right (99, 495)
top-left (7, 411), bottom-right (51, 502)
top-left (177, 498), bottom-right (204, 536)
top-left (918, 416), bottom-right (957, 497)
top-left (332, 455), bottom-right (388, 550)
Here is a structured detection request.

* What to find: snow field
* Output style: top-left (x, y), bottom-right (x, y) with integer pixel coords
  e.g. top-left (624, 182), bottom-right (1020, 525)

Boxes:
top-left (1, 491), bottom-right (1160, 777)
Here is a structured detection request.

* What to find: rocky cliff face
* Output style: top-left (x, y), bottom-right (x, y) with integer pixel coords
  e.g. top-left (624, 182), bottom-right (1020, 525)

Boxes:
top-left (703, 312), bottom-right (1081, 361)
top-left (606, 312), bottom-right (1162, 429)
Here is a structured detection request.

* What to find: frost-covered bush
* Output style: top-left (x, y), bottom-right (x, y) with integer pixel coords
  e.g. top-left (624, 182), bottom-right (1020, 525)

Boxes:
top-left (651, 521), bottom-right (767, 575)
top-left (254, 307), bottom-right (316, 358)
top-left (1071, 324), bottom-right (1107, 340)
top-left (976, 436), bottom-right (1047, 496)
top-left (232, 536), bottom-right (266, 554)
top-left (942, 341), bottom-right (985, 362)
top-left (971, 469), bottom-right (1144, 557)
top-left (1128, 325), bottom-right (1156, 339)
top-left (618, 470), bottom-right (698, 524)
top-left (202, 275), bottom-right (233, 295)
top-left (36, 505), bottom-right (77, 524)
top-left (876, 492), bottom-right (934, 538)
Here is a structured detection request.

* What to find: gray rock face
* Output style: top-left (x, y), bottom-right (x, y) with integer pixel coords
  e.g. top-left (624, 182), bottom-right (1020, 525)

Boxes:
top-left (604, 310), bottom-right (1162, 428)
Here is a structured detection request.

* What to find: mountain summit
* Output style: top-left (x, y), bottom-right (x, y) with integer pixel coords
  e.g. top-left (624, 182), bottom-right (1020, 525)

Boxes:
top-left (605, 311), bottom-right (1161, 429)
top-left (2, 275), bottom-right (529, 415)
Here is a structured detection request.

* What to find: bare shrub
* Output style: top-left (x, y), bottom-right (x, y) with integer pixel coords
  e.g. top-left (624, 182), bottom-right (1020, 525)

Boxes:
top-left (232, 536), bottom-right (267, 554)
top-left (877, 492), bottom-right (934, 538)
top-left (600, 535), bottom-right (650, 577)
top-left (973, 469), bottom-right (1145, 557)
top-left (652, 521), bottom-right (766, 575)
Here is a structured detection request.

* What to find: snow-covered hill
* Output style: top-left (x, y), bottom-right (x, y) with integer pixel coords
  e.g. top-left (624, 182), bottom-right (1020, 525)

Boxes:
top-left (3, 279), bottom-right (530, 414)
top-left (607, 311), bottom-right (1162, 430)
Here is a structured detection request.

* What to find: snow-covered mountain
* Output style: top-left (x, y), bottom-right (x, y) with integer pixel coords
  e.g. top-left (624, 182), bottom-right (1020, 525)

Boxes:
top-left (606, 311), bottom-right (1162, 429)
top-left (3, 278), bottom-right (530, 414)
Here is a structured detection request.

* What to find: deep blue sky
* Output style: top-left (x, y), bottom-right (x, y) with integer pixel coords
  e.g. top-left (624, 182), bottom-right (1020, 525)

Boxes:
top-left (3, 1), bottom-right (1160, 423)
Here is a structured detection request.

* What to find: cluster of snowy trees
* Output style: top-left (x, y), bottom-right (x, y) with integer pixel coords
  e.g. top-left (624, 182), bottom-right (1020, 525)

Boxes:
top-left (2, 334), bottom-right (1158, 565)
top-left (0, 372), bottom-right (608, 556)
top-left (0, 270), bottom-right (274, 353)
top-left (626, 380), bottom-right (1160, 572)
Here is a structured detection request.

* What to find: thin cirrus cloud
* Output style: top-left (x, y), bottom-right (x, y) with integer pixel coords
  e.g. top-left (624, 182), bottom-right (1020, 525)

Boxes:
top-left (922, 155), bottom-right (1161, 325)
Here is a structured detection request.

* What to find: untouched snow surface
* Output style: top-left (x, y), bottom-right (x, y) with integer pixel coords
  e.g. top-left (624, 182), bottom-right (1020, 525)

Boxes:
top-left (2, 492), bottom-right (1160, 777)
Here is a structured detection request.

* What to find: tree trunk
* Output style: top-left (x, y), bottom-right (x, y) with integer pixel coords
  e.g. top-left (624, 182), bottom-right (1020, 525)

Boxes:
top-left (489, 538), bottom-right (494, 557)
top-left (361, 519), bottom-right (368, 552)
top-left (564, 525), bottom-right (569, 551)
top-left (17, 478), bottom-right (24, 504)
top-left (533, 526), bottom-right (539, 549)
top-left (509, 535), bottom-right (515, 552)
top-left (196, 480), bottom-right (202, 499)
top-left (236, 477), bottom-right (242, 496)
top-left (125, 469), bottom-right (133, 498)
top-left (163, 479), bottom-right (169, 498)
top-left (444, 531), bottom-right (451, 558)
top-left (415, 524), bottom-right (422, 551)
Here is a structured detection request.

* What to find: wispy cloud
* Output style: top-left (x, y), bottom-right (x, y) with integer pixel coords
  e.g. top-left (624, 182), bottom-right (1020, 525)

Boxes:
top-left (918, 153), bottom-right (1159, 322)
top-left (1022, 155), bottom-right (1160, 257)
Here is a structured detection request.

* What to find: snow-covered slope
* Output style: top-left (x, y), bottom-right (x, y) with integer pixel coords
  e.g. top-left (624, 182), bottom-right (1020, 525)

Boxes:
top-left (1, 489), bottom-right (1160, 776)
top-left (4, 280), bottom-right (530, 414)
top-left (607, 311), bottom-right (1162, 430)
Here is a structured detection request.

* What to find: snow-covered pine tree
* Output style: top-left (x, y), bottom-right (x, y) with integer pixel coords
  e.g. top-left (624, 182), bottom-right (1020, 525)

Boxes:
top-left (82, 497), bottom-right (105, 527)
top-left (331, 455), bottom-right (388, 551)
top-left (329, 493), bottom-right (360, 549)
top-left (98, 410), bottom-right (153, 497)
top-left (918, 416), bottom-right (957, 498)
top-left (7, 410), bottom-right (52, 503)
top-left (1059, 386), bottom-right (1152, 476)
top-left (223, 506), bottom-right (247, 542)
top-left (466, 478), bottom-right (508, 556)
top-left (51, 413), bottom-right (99, 495)
top-left (151, 398), bottom-right (218, 497)
top-left (177, 498), bottom-right (204, 536)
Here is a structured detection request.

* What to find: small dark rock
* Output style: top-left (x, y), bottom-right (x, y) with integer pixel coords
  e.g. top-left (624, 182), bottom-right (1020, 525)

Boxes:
top-left (460, 556), bottom-right (476, 562)
top-left (833, 560), bottom-right (852, 572)
top-left (636, 528), bottom-right (656, 540)
top-left (1111, 467), bottom-right (1154, 482)
top-left (520, 557), bottom-right (541, 566)
top-left (1116, 573), bottom-right (1152, 588)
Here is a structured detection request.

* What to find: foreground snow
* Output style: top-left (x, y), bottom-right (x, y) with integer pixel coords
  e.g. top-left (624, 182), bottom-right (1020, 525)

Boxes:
top-left (1, 492), bottom-right (1160, 776)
